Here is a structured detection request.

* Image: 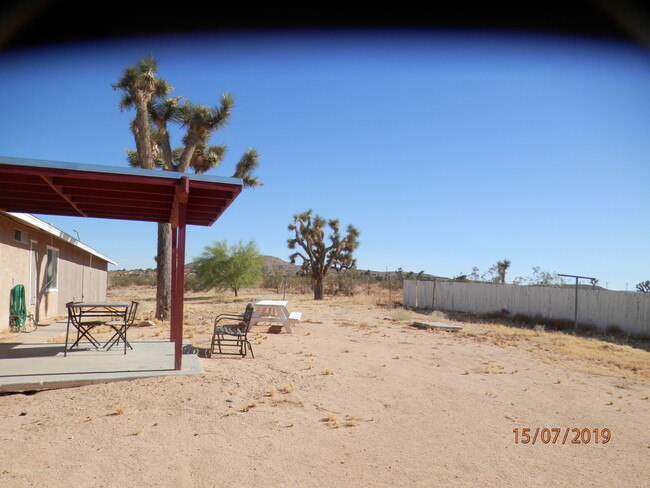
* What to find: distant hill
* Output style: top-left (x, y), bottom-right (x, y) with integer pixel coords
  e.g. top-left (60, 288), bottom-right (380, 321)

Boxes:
top-left (110, 256), bottom-right (440, 280)
top-left (262, 255), bottom-right (301, 274)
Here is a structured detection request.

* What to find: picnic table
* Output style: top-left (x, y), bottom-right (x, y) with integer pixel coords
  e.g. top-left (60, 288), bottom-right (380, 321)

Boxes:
top-left (65, 302), bottom-right (132, 356)
top-left (251, 300), bottom-right (302, 333)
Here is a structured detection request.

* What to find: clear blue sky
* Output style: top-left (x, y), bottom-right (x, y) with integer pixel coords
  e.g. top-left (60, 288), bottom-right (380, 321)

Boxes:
top-left (1, 30), bottom-right (648, 291)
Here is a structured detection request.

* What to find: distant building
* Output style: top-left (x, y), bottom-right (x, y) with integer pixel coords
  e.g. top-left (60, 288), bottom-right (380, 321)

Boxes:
top-left (0, 211), bottom-right (116, 330)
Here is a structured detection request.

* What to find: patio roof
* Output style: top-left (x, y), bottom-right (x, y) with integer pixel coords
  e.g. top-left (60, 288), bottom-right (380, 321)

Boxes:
top-left (0, 156), bottom-right (242, 226)
top-left (0, 156), bottom-right (244, 370)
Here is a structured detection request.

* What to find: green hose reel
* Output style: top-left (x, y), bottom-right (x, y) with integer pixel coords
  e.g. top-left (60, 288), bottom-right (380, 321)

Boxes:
top-left (10, 284), bottom-right (36, 332)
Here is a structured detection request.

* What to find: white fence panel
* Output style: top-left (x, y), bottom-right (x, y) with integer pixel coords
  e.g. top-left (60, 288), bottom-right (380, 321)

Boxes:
top-left (403, 280), bottom-right (416, 308)
top-left (404, 280), bottom-right (650, 337)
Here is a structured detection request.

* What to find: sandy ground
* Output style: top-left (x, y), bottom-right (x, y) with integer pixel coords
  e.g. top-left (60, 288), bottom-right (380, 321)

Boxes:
top-left (1, 286), bottom-right (649, 487)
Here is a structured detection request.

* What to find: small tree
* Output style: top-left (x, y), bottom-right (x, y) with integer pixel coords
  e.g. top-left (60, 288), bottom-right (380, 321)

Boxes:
top-left (481, 264), bottom-right (499, 282)
top-left (194, 240), bottom-right (263, 296)
top-left (530, 266), bottom-right (564, 286)
top-left (288, 210), bottom-right (360, 300)
top-left (469, 266), bottom-right (481, 281)
top-left (636, 280), bottom-right (650, 293)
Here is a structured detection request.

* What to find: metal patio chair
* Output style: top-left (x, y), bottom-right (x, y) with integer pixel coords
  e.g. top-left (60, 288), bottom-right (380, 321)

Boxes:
top-left (65, 302), bottom-right (104, 354)
top-left (209, 303), bottom-right (255, 358)
top-left (104, 301), bottom-right (139, 351)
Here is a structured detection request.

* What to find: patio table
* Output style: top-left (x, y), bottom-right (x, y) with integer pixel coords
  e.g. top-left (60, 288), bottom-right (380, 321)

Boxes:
top-left (65, 302), bottom-right (132, 356)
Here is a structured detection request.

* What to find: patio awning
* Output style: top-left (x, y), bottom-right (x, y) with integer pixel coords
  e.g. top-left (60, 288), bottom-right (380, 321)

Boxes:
top-left (0, 156), bottom-right (242, 226)
top-left (0, 156), bottom-right (243, 370)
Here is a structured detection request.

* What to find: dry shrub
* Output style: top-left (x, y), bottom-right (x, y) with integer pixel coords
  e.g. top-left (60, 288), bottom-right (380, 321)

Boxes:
top-left (266, 388), bottom-right (277, 398)
top-left (430, 310), bottom-right (448, 321)
top-left (322, 414), bottom-right (341, 428)
top-left (390, 309), bottom-right (412, 322)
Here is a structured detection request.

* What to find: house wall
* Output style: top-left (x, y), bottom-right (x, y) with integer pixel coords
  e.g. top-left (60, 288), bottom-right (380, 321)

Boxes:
top-left (0, 216), bottom-right (31, 329)
top-left (0, 214), bottom-right (110, 331)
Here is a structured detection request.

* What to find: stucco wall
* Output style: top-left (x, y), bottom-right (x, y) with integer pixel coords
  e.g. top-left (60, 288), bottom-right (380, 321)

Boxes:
top-left (1, 214), bottom-right (110, 331)
top-left (0, 215), bottom-right (31, 330)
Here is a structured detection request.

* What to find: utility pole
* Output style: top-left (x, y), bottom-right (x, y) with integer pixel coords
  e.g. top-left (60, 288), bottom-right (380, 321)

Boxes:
top-left (558, 274), bottom-right (596, 331)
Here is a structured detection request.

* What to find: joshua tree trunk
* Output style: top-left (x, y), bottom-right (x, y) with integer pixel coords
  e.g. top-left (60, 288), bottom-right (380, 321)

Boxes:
top-left (313, 277), bottom-right (324, 300)
top-left (156, 222), bottom-right (172, 320)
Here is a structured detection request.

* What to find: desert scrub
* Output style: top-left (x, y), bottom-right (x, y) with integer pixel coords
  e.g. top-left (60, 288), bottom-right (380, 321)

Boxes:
top-left (430, 310), bottom-right (447, 321)
top-left (109, 406), bottom-right (125, 416)
top-left (343, 415), bottom-right (360, 427)
top-left (390, 309), bottom-right (412, 322)
top-left (322, 414), bottom-right (341, 428)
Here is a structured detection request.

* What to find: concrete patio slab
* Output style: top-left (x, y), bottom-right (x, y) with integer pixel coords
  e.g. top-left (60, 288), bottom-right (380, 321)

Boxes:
top-left (0, 340), bottom-right (204, 393)
top-left (410, 321), bottom-right (463, 331)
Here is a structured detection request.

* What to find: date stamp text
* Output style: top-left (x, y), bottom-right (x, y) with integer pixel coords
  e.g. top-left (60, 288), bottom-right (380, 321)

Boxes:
top-left (513, 428), bottom-right (611, 445)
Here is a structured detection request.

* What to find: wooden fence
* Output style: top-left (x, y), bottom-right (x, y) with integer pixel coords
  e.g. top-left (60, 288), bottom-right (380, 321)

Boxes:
top-left (403, 279), bottom-right (650, 337)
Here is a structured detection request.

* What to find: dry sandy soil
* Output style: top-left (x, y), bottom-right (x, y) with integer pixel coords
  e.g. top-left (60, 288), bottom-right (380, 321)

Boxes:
top-left (1, 285), bottom-right (649, 487)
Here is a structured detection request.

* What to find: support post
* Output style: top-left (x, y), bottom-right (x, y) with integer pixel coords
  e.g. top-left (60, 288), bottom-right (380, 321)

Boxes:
top-left (170, 178), bottom-right (189, 370)
top-left (558, 274), bottom-right (596, 331)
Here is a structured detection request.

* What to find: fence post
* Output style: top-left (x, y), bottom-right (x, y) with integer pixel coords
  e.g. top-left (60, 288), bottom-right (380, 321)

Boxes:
top-left (432, 278), bottom-right (436, 310)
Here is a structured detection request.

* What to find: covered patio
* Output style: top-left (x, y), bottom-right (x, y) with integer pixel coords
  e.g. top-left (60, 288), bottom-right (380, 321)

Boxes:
top-left (0, 156), bottom-right (242, 386)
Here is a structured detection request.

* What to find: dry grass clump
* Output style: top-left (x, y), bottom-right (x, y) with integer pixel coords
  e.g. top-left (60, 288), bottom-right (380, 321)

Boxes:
top-left (531, 334), bottom-right (650, 381)
top-left (322, 413), bottom-right (363, 428)
top-left (459, 321), bottom-right (650, 382)
top-left (390, 309), bottom-right (412, 322)
top-left (108, 406), bottom-right (125, 416)
top-left (262, 385), bottom-right (303, 407)
top-left (322, 414), bottom-right (341, 428)
top-left (475, 364), bottom-right (507, 374)
top-left (265, 388), bottom-right (277, 398)
top-left (342, 415), bottom-right (360, 427)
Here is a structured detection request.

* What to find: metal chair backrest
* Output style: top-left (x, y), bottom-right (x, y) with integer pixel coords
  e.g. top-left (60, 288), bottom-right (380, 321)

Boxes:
top-left (241, 303), bottom-right (255, 332)
top-left (127, 301), bottom-right (139, 325)
top-left (66, 301), bottom-right (81, 324)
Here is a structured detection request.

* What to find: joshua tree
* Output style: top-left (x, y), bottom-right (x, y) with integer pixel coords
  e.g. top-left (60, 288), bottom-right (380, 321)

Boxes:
top-left (288, 210), bottom-right (360, 300)
top-left (496, 259), bottom-right (511, 283)
top-left (114, 56), bottom-right (261, 319)
top-left (636, 280), bottom-right (650, 293)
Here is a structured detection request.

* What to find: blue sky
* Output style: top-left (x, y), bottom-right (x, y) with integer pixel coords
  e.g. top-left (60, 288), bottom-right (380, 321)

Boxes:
top-left (1, 29), bottom-right (648, 290)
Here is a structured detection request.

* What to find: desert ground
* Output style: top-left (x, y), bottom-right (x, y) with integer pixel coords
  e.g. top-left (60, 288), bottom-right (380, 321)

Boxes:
top-left (1, 285), bottom-right (649, 487)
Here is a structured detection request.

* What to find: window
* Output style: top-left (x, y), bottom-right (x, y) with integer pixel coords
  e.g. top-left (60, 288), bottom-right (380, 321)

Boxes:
top-left (14, 229), bottom-right (28, 244)
top-left (46, 247), bottom-right (59, 291)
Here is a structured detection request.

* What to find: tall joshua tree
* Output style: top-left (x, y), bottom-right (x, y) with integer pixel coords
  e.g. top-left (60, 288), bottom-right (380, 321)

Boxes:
top-left (288, 210), bottom-right (360, 300)
top-left (113, 56), bottom-right (171, 170)
top-left (114, 56), bottom-right (261, 319)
